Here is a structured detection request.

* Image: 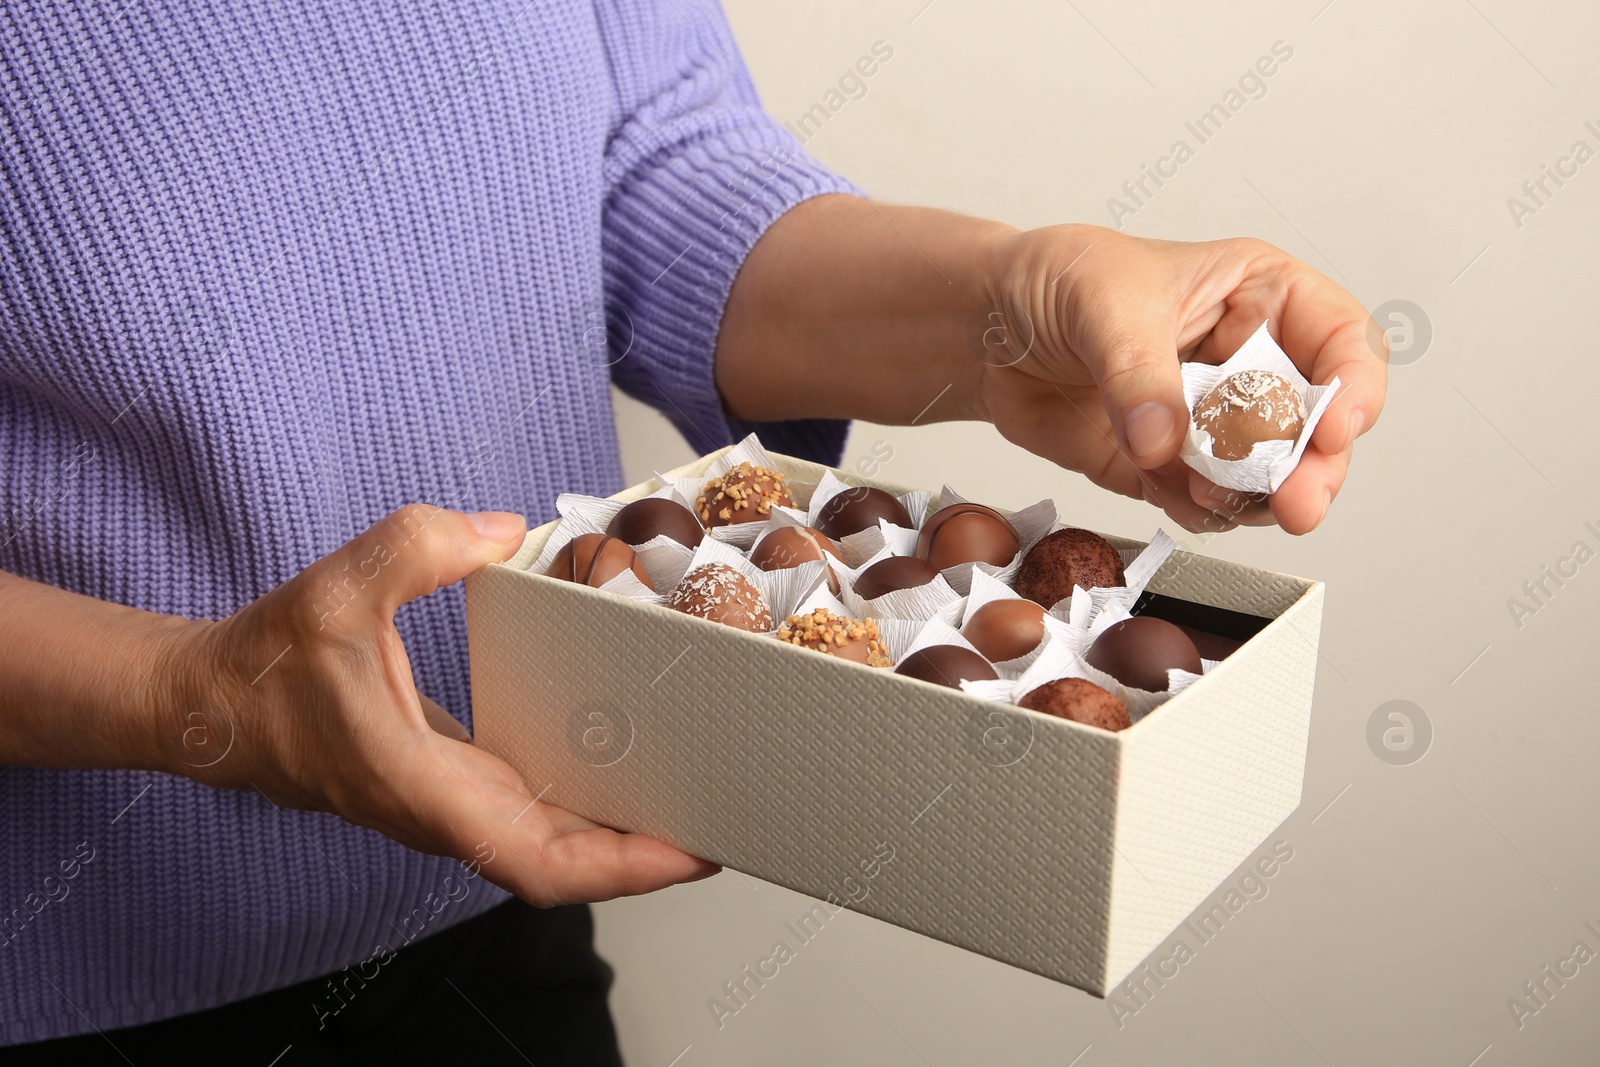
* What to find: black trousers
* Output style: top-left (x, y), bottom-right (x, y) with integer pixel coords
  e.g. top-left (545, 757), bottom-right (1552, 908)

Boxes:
top-left (2, 899), bottom-right (624, 1066)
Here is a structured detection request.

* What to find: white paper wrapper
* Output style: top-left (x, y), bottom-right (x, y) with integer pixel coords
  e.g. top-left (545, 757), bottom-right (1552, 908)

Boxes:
top-left (1179, 320), bottom-right (1341, 494)
top-left (657, 434), bottom-right (817, 550)
top-left (840, 567), bottom-right (964, 625)
top-left (926, 486), bottom-right (1058, 596)
top-left (808, 470), bottom-right (928, 567)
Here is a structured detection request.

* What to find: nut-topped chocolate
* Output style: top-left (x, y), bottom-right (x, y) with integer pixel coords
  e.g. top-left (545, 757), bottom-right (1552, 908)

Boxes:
top-left (606, 497), bottom-right (704, 548)
top-left (1019, 677), bottom-right (1130, 731)
top-left (667, 563), bottom-right (771, 632)
top-left (696, 462), bottom-right (793, 528)
top-left (1193, 369), bottom-right (1306, 461)
top-left (1014, 528), bottom-right (1125, 608)
top-left (815, 485), bottom-right (911, 539)
top-left (776, 609), bottom-right (890, 666)
top-left (853, 555), bottom-right (940, 600)
top-left (1085, 616), bottom-right (1202, 692)
top-left (916, 502), bottom-right (1020, 572)
top-left (894, 645), bottom-right (998, 689)
top-left (545, 533), bottom-right (654, 591)
top-left (961, 598), bottom-right (1048, 663)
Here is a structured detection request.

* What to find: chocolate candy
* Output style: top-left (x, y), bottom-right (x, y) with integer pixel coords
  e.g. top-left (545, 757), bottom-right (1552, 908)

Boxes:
top-left (667, 563), bottom-right (771, 632)
top-left (1193, 369), bottom-right (1306, 461)
top-left (815, 485), bottom-right (911, 539)
top-left (776, 609), bottom-right (890, 666)
top-left (1019, 677), bottom-right (1130, 731)
top-left (750, 525), bottom-right (843, 593)
top-left (961, 598), bottom-right (1048, 663)
top-left (1013, 528), bottom-right (1125, 608)
top-left (853, 556), bottom-right (939, 600)
top-left (545, 533), bottom-right (653, 591)
top-left (916, 503), bottom-right (1020, 572)
top-left (696, 462), bottom-right (793, 528)
top-left (894, 645), bottom-right (997, 689)
top-left (606, 497), bottom-right (704, 548)
top-left (1085, 616), bottom-right (1202, 692)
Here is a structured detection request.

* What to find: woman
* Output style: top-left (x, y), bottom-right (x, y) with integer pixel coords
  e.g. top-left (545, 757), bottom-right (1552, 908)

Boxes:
top-left (0, 1), bottom-right (1383, 1062)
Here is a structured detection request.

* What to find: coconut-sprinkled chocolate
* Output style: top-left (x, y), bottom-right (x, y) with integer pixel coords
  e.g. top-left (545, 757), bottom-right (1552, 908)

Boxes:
top-left (961, 598), bottom-right (1048, 663)
top-left (1085, 616), bottom-right (1202, 693)
top-left (853, 555), bottom-right (940, 600)
top-left (1192, 369), bottom-right (1307, 461)
top-left (916, 502), bottom-right (1020, 572)
top-left (696, 462), bottom-right (793, 528)
top-left (894, 645), bottom-right (998, 689)
top-left (776, 608), bottom-right (891, 667)
top-left (667, 563), bottom-right (771, 632)
top-left (545, 533), bottom-right (654, 591)
top-left (1018, 677), bottom-right (1130, 731)
top-left (607, 497), bottom-right (705, 548)
top-left (1013, 527), bottom-right (1125, 608)
top-left (815, 485), bottom-right (911, 539)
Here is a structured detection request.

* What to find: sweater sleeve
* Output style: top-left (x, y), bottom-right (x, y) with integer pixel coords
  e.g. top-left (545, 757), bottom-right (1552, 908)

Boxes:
top-left (596, 0), bottom-right (860, 465)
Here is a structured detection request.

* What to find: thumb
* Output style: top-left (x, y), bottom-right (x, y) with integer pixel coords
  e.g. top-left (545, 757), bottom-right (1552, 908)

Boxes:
top-left (1076, 303), bottom-right (1188, 469)
top-left (305, 504), bottom-right (526, 626)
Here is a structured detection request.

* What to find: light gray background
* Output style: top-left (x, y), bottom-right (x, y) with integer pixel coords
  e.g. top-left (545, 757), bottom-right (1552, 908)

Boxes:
top-left (593, 2), bottom-right (1599, 1064)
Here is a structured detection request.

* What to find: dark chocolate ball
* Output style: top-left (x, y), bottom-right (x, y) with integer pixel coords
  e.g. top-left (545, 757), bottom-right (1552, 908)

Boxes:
top-left (546, 533), bottom-right (654, 591)
top-left (894, 645), bottom-right (998, 689)
top-left (776, 609), bottom-right (891, 666)
top-left (696, 462), bottom-right (793, 528)
top-left (1085, 616), bottom-right (1202, 693)
top-left (1018, 677), bottom-right (1130, 730)
top-left (916, 503), bottom-right (1021, 572)
top-left (1193, 369), bottom-right (1306, 461)
top-left (815, 485), bottom-right (911, 539)
top-left (853, 555), bottom-right (940, 600)
top-left (667, 563), bottom-right (772, 632)
top-left (1013, 528), bottom-right (1125, 608)
top-left (606, 497), bottom-right (704, 548)
top-left (961, 598), bottom-right (1048, 663)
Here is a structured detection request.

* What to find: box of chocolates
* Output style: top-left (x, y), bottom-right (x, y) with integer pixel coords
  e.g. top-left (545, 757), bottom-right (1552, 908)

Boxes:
top-left (465, 437), bottom-right (1323, 996)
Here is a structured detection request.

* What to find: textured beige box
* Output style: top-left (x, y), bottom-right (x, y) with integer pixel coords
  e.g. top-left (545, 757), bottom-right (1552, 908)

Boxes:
top-left (466, 446), bottom-right (1323, 996)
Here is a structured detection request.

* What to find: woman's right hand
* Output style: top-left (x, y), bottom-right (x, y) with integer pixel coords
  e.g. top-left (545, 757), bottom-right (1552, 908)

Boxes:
top-left (151, 504), bottom-right (718, 905)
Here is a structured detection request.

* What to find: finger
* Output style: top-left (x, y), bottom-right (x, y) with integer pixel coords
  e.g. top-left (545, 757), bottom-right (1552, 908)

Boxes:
top-left (1269, 446), bottom-right (1352, 535)
top-left (419, 693), bottom-right (471, 743)
top-left (1185, 470), bottom-right (1274, 526)
top-left (537, 826), bottom-right (722, 905)
top-left (1066, 288), bottom-right (1188, 468)
top-left (304, 505), bottom-right (527, 627)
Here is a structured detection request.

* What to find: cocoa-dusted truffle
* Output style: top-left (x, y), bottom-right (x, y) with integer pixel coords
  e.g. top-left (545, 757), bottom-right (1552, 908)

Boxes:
top-left (667, 563), bottom-right (771, 632)
top-left (1013, 528), bottom-right (1125, 608)
top-left (750, 525), bottom-right (843, 593)
top-left (853, 556), bottom-right (940, 600)
top-left (894, 645), bottom-right (998, 689)
top-left (696, 462), bottom-right (793, 528)
top-left (1193, 369), bottom-right (1307, 461)
top-left (1085, 616), bottom-right (1202, 692)
top-left (606, 497), bottom-right (704, 548)
top-left (546, 533), bottom-right (654, 591)
top-left (1019, 677), bottom-right (1130, 731)
top-left (815, 485), bottom-right (911, 539)
top-left (961, 598), bottom-right (1048, 663)
top-left (916, 503), bottom-right (1020, 572)
top-left (776, 609), bottom-right (890, 667)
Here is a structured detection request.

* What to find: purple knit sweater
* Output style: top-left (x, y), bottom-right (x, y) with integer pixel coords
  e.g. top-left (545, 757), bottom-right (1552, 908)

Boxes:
top-left (0, 0), bottom-right (854, 1043)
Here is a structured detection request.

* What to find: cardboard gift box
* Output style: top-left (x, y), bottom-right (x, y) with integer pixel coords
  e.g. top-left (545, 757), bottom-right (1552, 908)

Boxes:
top-left (466, 445), bottom-right (1323, 996)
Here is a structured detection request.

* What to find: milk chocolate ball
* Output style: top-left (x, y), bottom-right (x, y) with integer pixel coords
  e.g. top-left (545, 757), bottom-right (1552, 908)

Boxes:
top-left (1193, 369), bottom-right (1307, 461)
top-left (1013, 528), bottom-right (1125, 608)
top-left (894, 645), bottom-right (998, 689)
top-left (606, 497), bottom-right (704, 548)
top-left (916, 503), bottom-right (1020, 572)
top-left (749, 525), bottom-right (843, 593)
top-left (546, 533), bottom-right (654, 591)
top-left (668, 563), bottom-right (771, 632)
top-left (853, 556), bottom-right (940, 600)
top-left (776, 609), bottom-right (890, 667)
top-left (815, 485), bottom-right (911, 539)
top-left (1019, 677), bottom-right (1130, 731)
top-left (696, 462), bottom-right (793, 528)
top-left (961, 598), bottom-right (1048, 663)
top-left (1085, 616), bottom-right (1202, 693)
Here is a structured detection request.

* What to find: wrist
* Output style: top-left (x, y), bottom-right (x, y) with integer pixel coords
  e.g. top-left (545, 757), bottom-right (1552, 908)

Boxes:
top-left (138, 614), bottom-right (225, 779)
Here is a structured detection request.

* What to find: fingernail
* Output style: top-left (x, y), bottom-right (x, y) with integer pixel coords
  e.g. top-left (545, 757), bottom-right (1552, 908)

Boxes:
top-left (1320, 488), bottom-right (1333, 524)
top-left (1348, 410), bottom-right (1366, 441)
top-left (1124, 402), bottom-right (1176, 462)
top-left (466, 510), bottom-right (525, 542)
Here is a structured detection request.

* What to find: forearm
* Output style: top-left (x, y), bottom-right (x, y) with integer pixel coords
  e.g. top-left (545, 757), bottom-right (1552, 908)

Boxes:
top-left (0, 569), bottom-right (182, 770)
top-left (714, 195), bottom-right (1017, 427)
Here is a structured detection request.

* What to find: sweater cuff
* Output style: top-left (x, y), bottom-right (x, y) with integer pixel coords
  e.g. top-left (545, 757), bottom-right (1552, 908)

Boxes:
top-left (603, 128), bottom-right (861, 467)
